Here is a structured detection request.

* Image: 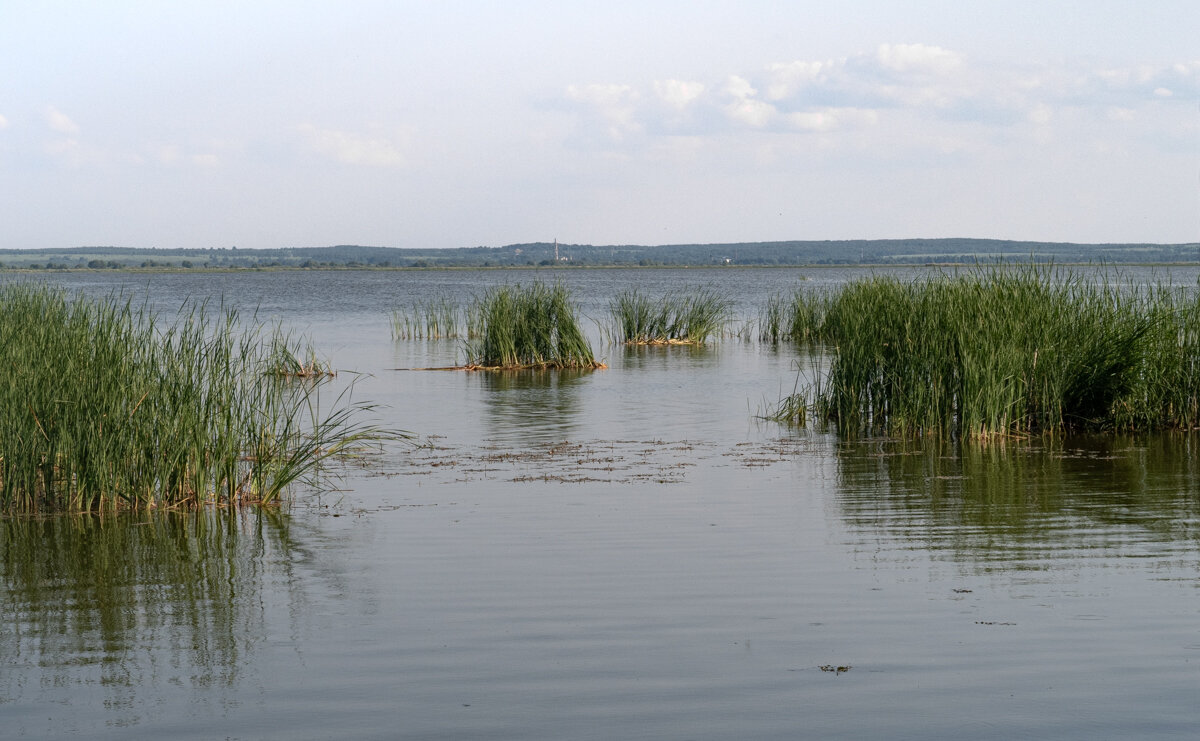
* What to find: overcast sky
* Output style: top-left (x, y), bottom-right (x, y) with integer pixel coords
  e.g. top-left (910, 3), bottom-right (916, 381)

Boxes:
top-left (2, 1), bottom-right (1198, 251)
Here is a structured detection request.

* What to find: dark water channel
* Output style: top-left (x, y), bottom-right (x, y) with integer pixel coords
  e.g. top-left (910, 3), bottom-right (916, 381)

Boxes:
top-left (3, 268), bottom-right (1200, 739)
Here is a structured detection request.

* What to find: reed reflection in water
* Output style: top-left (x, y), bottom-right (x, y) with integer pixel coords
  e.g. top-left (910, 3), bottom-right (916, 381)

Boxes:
top-left (834, 434), bottom-right (1200, 568)
top-left (0, 509), bottom-right (300, 730)
top-left (474, 368), bottom-right (590, 444)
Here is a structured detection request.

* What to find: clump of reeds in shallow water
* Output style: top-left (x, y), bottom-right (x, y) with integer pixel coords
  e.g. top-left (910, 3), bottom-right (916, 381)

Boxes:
top-left (464, 282), bottom-right (602, 369)
top-left (0, 284), bottom-right (395, 514)
top-left (771, 265), bottom-right (1200, 438)
top-left (266, 332), bottom-right (335, 378)
top-left (390, 296), bottom-right (465, 340)
top-left (759, 289), bottom-right (832, 343)
top-left (608, 287), bottom-right (732, 345)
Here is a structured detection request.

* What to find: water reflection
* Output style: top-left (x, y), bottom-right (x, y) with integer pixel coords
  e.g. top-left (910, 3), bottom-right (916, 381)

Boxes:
top-left (0, 509), bottom-right (298, 728)
top-left (475, 368), bottom-right (588, 443)
top-left (834, 435), bottom-right (1200, 564)
top-left (617, 342), bottom-right (718, 370)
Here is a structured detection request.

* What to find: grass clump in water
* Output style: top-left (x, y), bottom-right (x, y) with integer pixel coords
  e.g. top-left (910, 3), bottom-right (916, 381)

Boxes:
top-left (772, 265), bottom-right (1200, 438)
top-left (464, 282), bottom-right (601, 369)
top-left (759, 289), bottom-right (832, 344)
top-left (609, 287), bottom-right (731, 345)
top-left (390, 295), bottom-right (464, 340)
top-left (266, 332), bottom-right (335, 378)
top-left (0, 284), bottom-right (394, 514)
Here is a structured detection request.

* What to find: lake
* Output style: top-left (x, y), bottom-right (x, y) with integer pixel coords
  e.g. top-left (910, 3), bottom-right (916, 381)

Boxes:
top-left (3, 267), bottom-right (1200, 739)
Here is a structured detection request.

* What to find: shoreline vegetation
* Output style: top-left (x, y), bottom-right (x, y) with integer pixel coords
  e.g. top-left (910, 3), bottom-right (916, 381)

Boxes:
top-left (0, 284), bottom-right (397, 515)
top-left (2, 238), bottom-right (1199, 271)
top-left (769, 265), bottom-right (1200, 439)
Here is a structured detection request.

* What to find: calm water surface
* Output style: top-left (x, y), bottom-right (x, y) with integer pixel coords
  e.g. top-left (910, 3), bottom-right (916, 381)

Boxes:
top-left (2, 268), bottom-right (1200, 739)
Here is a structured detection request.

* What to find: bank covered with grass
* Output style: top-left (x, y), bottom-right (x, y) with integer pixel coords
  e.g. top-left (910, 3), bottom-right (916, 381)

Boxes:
top-left (773, 266), bottom-right (1200, 438)
top-left (0, 284), bottom-right (390, 514)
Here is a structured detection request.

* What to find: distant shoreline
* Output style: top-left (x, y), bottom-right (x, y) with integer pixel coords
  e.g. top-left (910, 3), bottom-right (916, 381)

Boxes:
top-left (7, 262), bottom-right (1200, 276)
top-left (2, 239), bottom-right (1198, 271)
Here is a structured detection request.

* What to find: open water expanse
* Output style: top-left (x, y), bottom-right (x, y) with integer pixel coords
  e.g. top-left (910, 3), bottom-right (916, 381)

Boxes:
top-left (3, 266), bottom-right (1200, 739)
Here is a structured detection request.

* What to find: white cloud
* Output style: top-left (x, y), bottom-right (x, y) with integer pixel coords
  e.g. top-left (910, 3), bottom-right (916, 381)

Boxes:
top-left (784, 110), bottom-right (838, 132)
top-left (722, 75), bottom-right (757, 100)
top-left (1028, 105), bottom-right (1053, 125)
top-left (786, 108), bottom-right (879, 132)
top-left (719, 76), bottom-right (775, 128)
top-left (561, 45), bottom-right (1195, 160)
top-left (44, 137), bottom-right (80, 156)
top-left (298, 124), bottom-right (407, 166)
top-left (1077, 60), bottom-right (1200, 103)
top-left (765, 60), bottom-right (829, 101)
top-left (875, 43), bottom-right (963, 76)
top-left (0, 114), bottom-right (8, 129)
top-left (726, 97), bottom-right (775, 128)
top-left (45, 106), bottom-right (80, 135)
top-left (763, 44), bottom-right (975, 112)
top-left (565, 83), bottom-right (642, 141)
top-left (155, 144), bottom-right (182, 165)
top-left (567, 82), bottom-right (637, 107)
top-left (153, 144), bottom-right (221, 167)
top-left (654, 79), bottom-right (704, 110)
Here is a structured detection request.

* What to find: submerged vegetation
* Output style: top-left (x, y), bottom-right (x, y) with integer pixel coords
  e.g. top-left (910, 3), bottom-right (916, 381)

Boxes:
top-left (771, 266), bottom-right (1200, 438)
top-left (0, 284), bottom-right (393, 514)
top-left (464, 282), bottom-right (602, 369)
top-left (608, 287), bottom-right (732, 345)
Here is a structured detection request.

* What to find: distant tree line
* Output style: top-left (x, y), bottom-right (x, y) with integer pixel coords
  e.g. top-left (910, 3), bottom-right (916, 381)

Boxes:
top-left (1, 239), bottom-right (1198, 271)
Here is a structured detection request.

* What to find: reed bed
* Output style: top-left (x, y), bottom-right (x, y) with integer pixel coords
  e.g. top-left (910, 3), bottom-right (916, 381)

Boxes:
top-left (267, 332), bottom-right (335, 378)
top-left (759, 288), bottom-right (833, 343)
top-left (608, 287), bottom-right (732, 345)
top-left (771, 266), bottom-right (1200, 438)
top-left (390, 296), bottom-right (465, 340)
top-left (0, 284), bottom-right (392, 514)
top-left (464, 282), bottom-right (601, 369)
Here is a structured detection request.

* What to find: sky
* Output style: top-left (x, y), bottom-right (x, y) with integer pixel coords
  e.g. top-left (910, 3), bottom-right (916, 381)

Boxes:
top-left (1, 1), bottom-right (1198, 251)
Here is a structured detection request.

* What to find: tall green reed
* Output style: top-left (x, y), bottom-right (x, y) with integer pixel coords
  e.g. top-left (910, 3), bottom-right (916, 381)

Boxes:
top-left (464, 282), bottom-right (600, 368)
top-left (773, 265), bottom-right (1200, 438)
top-left (0, 284), bottom-right (394, 513)
top-left (608, 287), bottom-right (731, 344)
top-left (759, 288), bottom-right (832, 343)
top-left (390, 295), bottom-right (464, 339)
